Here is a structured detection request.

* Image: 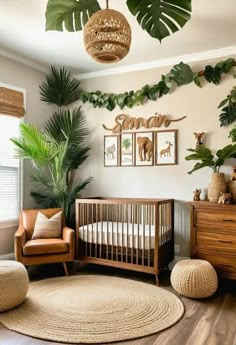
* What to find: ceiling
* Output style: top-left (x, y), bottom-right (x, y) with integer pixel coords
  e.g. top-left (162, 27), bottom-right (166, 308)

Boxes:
top-left (0, 0), bottom-right (235, 76)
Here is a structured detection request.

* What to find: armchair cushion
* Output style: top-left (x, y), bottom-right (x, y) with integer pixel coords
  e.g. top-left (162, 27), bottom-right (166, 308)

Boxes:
top-left (32, 211), bottom-right (62, 240)
top-left (23, 239), bottom-right (69, 256)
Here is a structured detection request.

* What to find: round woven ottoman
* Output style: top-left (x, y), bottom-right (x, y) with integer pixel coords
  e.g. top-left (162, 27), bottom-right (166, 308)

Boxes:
top-left (170, 259), bottom-right (218, 298)
top-left (0, 261), bottom-right (29, 312)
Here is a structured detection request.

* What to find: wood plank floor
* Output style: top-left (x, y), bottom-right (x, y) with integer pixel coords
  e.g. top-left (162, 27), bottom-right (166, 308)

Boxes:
top-left (0, 262), bottom-right (235, 345)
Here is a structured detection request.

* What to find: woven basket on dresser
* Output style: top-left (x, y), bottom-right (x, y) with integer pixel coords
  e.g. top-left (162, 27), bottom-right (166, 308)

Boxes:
top-left (170, 259), bottom-right (218, 298)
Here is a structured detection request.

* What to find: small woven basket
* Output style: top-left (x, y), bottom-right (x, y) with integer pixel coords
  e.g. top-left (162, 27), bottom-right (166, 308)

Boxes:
top-left (170, 259), bottom-right (218, 298)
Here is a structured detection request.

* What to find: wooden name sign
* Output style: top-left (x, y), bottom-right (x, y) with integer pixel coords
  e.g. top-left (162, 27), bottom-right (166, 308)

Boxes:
top-left (102, 113), bottom-right (186, 134)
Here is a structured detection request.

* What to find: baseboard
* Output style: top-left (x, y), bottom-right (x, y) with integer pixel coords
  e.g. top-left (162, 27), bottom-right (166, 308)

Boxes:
top-left (0, 252), bottom-right (15, 260)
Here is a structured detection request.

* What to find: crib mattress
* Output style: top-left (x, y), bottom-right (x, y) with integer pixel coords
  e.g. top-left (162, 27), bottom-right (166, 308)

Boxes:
top-left (79, 222), bottom-right (171, 250)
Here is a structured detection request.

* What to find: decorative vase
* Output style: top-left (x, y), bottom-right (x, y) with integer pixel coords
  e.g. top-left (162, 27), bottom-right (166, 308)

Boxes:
top-left (227, 180), bottom-right (236, 203)
top-left (207, 172), bottom-right (227, 202)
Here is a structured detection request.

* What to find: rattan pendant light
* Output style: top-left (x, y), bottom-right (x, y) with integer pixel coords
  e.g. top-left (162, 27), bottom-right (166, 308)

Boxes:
top-left (83, 0), bottom-right (131, 64)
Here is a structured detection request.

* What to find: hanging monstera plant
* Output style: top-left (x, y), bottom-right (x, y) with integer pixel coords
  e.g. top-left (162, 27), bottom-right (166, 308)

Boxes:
top-left (45, 0), bottom-right (192, 42)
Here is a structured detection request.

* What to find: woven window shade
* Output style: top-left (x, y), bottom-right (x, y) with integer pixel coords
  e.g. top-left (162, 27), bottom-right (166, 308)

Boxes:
top-left (0, 87), bottom-right (25, 117)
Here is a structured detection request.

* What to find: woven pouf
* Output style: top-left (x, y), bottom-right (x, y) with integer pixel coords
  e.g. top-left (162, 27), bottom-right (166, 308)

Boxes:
top-left (0, 261), bottom-right (29, 312)
top-left (170, 259), bottom-right (218, 298)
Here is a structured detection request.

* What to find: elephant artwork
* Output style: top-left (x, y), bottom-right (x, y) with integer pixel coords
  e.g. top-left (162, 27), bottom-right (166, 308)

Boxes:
top-left (136, 133), bottom-right (154, 165)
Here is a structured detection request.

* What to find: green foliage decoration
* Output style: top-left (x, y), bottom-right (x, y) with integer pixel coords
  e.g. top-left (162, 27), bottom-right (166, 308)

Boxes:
top-left (74, 58), bottom-right (236, 113)
top-left (218, 86), bottom-right (236, 126)
top-left (126, 0), bottom-right (191, 42)
top-left (45, 0), bottom-right (192, 42)
top-left (185, 144), bottom-right (236, 174)
top-left (11, 107), bottom-right (91, 225)
top-left (39, 66), bottom-right (81, 106)
top-left (40, 58), bottom-right (236, 127)
top-left (46, 0), bottom-right (101, 31)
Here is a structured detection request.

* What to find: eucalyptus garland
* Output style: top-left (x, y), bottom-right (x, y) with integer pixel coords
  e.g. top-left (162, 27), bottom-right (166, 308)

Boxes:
top-left (78, 58), bottom-right (236, 113)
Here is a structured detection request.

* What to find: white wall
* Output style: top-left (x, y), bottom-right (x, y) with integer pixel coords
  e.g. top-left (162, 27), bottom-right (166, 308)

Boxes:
top-left (0, 55), bottom-right (52, 254)
top-left (78, 56), bottom-right (236, 256)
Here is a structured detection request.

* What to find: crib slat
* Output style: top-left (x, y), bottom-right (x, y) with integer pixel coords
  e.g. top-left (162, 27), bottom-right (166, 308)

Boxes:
top-left (136, 205), bottom-right (139, 265)
top-left (116, 204), bottom-right (118, 262)
top-left (131, 204), bottom-right (134, 265)
top-left (111, 205), bottom-right (114, 261)
top-left (120, 204), bottom-right (122, 263)
top-left (142, 205), bottom-right (145, 266)
top-left (106, 204), bottom-right (108, 260)
top-left (126, 204), bottom-right (128, 263)
top-left (148, 205), bottom-right (151, 267)
top-left (95, 203), bottom-right (98, 258)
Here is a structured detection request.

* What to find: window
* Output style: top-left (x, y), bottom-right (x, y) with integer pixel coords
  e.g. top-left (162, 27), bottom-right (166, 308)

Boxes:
top-left (0, 115), bottom-right (21, 222)
top-left (0, 85), bottom-right (25, 224)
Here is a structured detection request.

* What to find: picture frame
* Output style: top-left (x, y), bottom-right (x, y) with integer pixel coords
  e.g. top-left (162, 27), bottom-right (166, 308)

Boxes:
top-left (120, 133), bottom-right (134, 167)
top-left (134, 132), bottom-right (154, 166)
top-left (104, 135), bottom-right (119, 167)
top-left (155, 130), bottom-right (177, 165)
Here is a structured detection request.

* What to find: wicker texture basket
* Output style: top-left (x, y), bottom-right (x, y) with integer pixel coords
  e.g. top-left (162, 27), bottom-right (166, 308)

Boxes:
top-left (0, 261), bottom-right (29, 312)
top-left (84, 9), bottom-right (131, 63)
top-left (170, 259), bottom-right (218, 298)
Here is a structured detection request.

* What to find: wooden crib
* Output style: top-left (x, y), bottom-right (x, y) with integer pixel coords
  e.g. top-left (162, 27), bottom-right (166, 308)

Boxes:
top-left (75, 198), bottom-right (174, 285)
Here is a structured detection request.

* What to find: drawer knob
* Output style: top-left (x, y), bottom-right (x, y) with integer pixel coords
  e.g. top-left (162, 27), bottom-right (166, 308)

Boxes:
top-left (222, 219), bottom-right (234, 222)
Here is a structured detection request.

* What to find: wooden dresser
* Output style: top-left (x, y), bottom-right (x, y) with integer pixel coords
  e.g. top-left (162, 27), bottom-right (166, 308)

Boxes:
top-left (188, 201), bottom-right (236, 280)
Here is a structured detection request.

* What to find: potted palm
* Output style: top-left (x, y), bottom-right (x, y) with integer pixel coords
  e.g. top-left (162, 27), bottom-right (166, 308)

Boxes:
top-left (185, 144), bottom-right (236, 202)
top-left (11, 67), bottom-right (91, 226)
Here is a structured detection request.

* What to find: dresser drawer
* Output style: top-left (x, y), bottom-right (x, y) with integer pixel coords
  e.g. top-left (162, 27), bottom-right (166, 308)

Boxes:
top-left (196, 231), bottom-right (236, 253)
top-left (195, 210), bottom-right (236, 230)
top-left (196, 250), bottom-right (236, 279)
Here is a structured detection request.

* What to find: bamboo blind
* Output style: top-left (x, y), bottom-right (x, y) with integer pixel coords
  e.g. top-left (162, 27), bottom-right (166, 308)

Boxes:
top-left (0, 87), bottom-right (25, 117)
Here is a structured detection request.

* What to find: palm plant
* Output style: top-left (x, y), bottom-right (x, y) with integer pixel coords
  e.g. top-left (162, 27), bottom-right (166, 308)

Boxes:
top-left (11, 107), bottom-right (91, 225)
top-left (11, 66), bottom-right (91, 226)
top-left (122, 138), bottom-right (132, 151)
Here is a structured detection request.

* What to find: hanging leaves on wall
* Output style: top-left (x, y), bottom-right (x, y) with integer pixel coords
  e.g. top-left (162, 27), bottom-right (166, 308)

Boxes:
top-left (170, 62), bottom-right (195, 85)
top-left (40, 59), bottom-right (236, 128)
top-left (218, 86), bottom-right (236, 126)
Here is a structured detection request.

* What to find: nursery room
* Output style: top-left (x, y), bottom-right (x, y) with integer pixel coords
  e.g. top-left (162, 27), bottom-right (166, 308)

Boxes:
top-left (0, 0), bottom-right (236, 344)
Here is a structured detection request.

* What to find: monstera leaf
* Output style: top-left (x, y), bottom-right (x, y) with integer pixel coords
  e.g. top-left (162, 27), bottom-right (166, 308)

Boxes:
top-left (170, 62), bottom-right (195, 85)
top-left (219, 104), bottom-right (236, 127)
top-left (46, 0), bottom-right (101, 31)
top-left (126, 0), bottom-right (192, 41)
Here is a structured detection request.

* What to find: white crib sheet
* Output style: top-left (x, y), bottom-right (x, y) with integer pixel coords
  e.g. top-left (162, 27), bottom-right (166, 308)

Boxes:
top-left (79, 222), bottom-right (171, 250)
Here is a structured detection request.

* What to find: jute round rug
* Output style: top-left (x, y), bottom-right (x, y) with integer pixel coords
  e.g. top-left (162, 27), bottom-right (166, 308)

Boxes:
top-left (0, 275), bottom-right (184, 343)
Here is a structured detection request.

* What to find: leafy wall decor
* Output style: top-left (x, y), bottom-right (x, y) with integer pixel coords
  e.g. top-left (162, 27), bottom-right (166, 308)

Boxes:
top-left (45, 0), bottom-right (192, 42)
top-left (77, 58), bottom-right (236, 111)
top-left (40, 58), bottom-right (236, 125)
top-left (218, 86), bottom-right (236, 126)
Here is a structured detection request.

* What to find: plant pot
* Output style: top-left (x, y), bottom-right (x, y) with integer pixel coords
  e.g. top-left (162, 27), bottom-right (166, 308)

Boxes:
top-left (207, 172), bottom-right (227, 202)
top-left (227, 180), bottom-right (236, 203)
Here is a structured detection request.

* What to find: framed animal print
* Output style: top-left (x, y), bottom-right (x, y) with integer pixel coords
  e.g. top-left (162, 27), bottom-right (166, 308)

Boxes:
top-left (134, 132), bottom-right (154, 166)
top-left (104, 135), bottom-right (119, 167)
top-left (120, 133), bottom-right (134, 166)
top-left (155, 130), bottom-right (177, 165)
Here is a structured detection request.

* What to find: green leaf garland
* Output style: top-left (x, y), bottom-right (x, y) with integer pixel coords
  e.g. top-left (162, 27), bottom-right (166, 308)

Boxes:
top-left (40, 59), bottom-right (236, 126)
top-left (77, 58), bottom-right (236, 113)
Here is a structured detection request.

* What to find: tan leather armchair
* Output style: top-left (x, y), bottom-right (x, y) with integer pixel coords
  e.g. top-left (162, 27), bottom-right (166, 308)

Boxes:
top-left (14, 208), bottom-right (75, 275)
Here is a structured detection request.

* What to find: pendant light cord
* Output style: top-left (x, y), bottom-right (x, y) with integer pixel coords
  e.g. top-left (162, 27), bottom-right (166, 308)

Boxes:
top-left (106, 0), bottom-right (109, 9)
